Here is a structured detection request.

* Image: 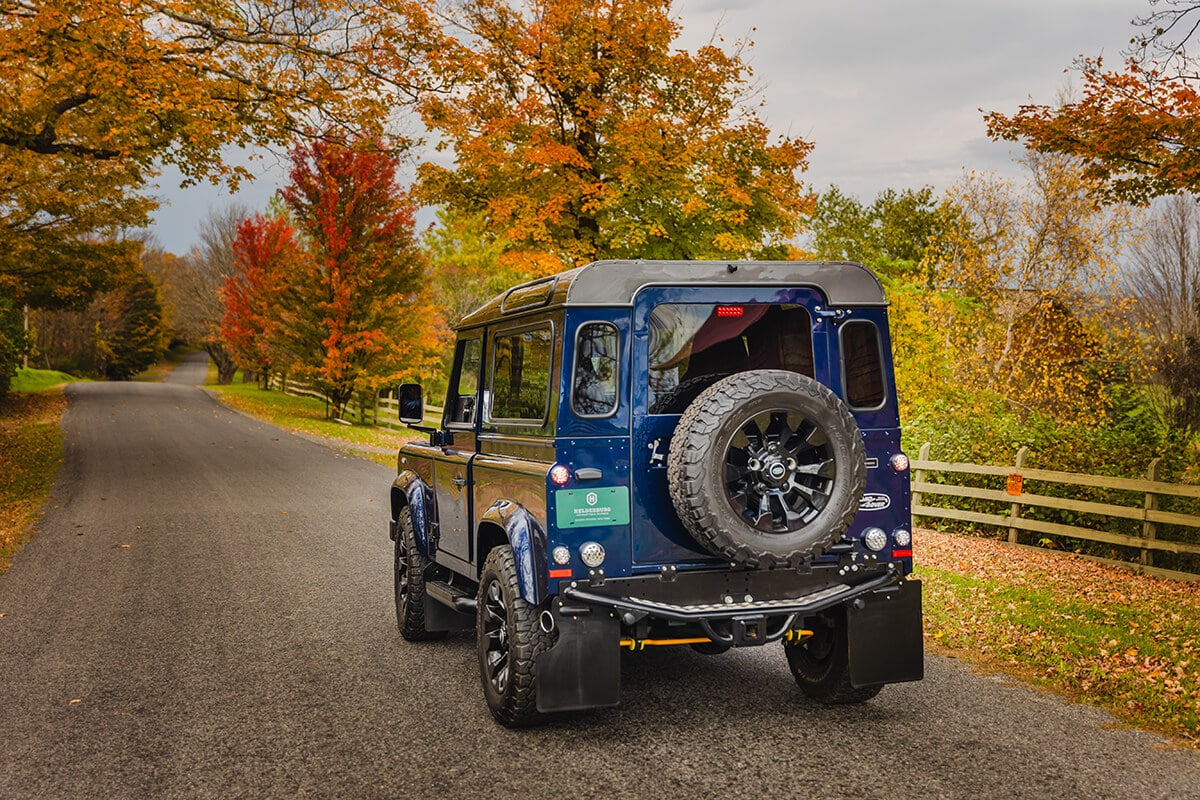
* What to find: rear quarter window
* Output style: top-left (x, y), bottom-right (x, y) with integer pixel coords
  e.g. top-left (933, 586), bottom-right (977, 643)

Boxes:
top-left (840, 320), bottom-right (886, 409)
top-left (572, 322), bottom-right (619, 418)
top-left (489, 325), bottom-right (554, 423)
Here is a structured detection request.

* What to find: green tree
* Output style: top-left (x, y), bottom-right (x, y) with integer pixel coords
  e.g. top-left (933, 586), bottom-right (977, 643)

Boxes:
top-left (806, 185), bottom-right (944, 278)
top-left (95, 267), bottom-right (167, 380)
top-left (424, 209), bottom-right (529, 327)
top-left (0, 294), bottom-right (26, 395)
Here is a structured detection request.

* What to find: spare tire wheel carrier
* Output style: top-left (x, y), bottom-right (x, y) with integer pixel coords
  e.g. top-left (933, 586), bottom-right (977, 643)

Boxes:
top-left (666, 369), bottom-right (867, 568)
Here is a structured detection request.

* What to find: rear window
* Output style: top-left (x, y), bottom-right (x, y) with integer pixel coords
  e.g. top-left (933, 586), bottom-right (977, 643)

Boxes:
top-left (840, 320), bottom-right (885, 409)
top-left (647, 303), bottom-right (813, 411)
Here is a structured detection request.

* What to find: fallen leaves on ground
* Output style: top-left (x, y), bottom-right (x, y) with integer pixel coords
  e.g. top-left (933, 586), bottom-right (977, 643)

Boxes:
top-left (0, 392), bottom-right (67, 573)
top-left (916, 529), bottom-right (1200, 746)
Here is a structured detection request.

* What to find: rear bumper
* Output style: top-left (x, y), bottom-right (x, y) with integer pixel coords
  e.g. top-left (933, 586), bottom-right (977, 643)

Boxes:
top-left (562, 570), bottom-right (899, 626)
top-left (563, 570), bottom-right (903, 647)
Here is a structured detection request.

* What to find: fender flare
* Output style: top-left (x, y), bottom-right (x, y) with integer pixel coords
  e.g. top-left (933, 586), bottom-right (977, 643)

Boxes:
top-left (391, 471), bottom-right (435, 556)
top-left (480, 500), bottom-right (549, 605)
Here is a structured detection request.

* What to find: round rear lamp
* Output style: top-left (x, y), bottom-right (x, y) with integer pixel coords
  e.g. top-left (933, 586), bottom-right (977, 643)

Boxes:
top-left (893, 528), bottom-right (912, 548)
top-left (552, 546), bottom-right (571, 566)
top-left (890, 453), bottom-right (910, 472)
top-left (549, 465), bottom-right (570, 486)
top-left (579, 541), bottom-right (606, 568)
top-left (862, 527), bottom-right (888, 552)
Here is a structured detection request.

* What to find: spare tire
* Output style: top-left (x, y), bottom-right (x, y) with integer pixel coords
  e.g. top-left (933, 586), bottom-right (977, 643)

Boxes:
top-left (667, 370), bottom-right (866, 568)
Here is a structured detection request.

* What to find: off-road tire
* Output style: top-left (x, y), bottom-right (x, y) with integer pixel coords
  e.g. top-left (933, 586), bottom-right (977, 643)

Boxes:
top-left (667, 369), bottom-right (866, 568)
top-left (394, 508), bottom-right (446, 642)
top-left (476, 546), bottom-right (553, 727)
top-left (785, 610), bottom-right (882, 704)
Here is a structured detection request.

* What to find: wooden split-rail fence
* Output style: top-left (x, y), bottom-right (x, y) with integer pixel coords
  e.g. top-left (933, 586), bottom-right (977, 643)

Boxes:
top-left (912, 443), bottom-right (1200, 580)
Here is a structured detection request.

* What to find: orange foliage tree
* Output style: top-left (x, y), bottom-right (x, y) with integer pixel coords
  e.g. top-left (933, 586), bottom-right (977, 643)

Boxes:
top-left (418, 0), bottom-right (813, 271)
top-left (986, 4), bottom-right (1200, 204)
top-left (220, 214), bottom-right (304, 388)
top-left (280, 135), bottom-right (443, 417)
top-left (0, 0), bottom-right (441, 309)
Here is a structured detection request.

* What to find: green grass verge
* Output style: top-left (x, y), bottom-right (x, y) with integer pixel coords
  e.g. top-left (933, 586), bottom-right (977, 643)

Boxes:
top-left (205, 372), bottom-right (417, 466)
top-left (916, 530), bottom-right (1200, 747)
top-left (11, 366), bottom-right (82, 393)
top-left (0, 391), bottom-right (67, 574)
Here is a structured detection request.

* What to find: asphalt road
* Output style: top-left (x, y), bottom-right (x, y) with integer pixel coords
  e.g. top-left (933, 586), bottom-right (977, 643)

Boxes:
top-left (1, 355), bottom-right (1197, 799)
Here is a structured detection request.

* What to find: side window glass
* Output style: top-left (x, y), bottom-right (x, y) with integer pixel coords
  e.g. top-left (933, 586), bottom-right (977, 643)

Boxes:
top-left (490, 326), bottom-right (553, 422)
top-left (572, 323), bottom-right (619, 418)
top-left (447, 337), bottom-right (482, 425)
top-left (841, 320), bottom-right (885, 409)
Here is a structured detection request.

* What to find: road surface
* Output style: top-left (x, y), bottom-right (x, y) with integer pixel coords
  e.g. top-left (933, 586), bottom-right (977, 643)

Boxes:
top-left (1, 354), bottom-right (1196, 799)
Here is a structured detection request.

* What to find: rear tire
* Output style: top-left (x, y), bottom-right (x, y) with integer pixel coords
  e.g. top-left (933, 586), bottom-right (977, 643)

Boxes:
top-left (477, 546), bottom-right (552, 727)
top-left (785, 610), bottom-right (882, 704)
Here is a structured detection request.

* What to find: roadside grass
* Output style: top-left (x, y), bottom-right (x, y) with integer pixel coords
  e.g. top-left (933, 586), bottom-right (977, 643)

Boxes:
top-left (916, 529), bottom-right (1200, 747)
top-left (0, 390), bottom-right (67, 574)
top-left (11, 366), bottom-right (80, 393)
top-left (205, 371), bottom-right (417, 467)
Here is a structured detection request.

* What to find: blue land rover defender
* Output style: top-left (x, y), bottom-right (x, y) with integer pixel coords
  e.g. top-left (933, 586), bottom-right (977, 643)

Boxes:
top-left (390, 260), bottom-right (923, 726)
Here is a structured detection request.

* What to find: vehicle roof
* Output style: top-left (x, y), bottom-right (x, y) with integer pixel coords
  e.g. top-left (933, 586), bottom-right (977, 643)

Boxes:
top-left (457, 259), bottom-right (887, 329)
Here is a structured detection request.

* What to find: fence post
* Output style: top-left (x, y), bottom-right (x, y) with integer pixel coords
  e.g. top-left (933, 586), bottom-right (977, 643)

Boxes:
top-left (911, 442), bottom-right (930, 516)
top-left (1007, 446), bottom-right (1028, 544)
top-left (1142, 457), bottom-right (1161, 567)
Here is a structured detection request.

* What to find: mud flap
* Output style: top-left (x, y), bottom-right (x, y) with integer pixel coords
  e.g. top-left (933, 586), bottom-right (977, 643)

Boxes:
top-left (535, 608), bottom-right (621, 713)
top-left (847, 578), bottom-right (924, 687)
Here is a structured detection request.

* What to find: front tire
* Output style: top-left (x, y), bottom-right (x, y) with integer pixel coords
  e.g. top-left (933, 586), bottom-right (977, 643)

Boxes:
top-left (394, 508), bottom-right (446, 642)
top-left (785, 610), bottom-right (882, 704)
top-left (476, 546), bottom-right (553, 727)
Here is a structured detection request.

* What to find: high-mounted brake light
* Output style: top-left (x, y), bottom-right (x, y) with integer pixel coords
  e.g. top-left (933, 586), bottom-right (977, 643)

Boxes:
top-left (716, 305), bottom-right (744, 318)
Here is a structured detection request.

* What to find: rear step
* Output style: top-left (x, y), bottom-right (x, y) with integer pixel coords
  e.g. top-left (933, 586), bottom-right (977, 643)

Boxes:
top-left (426, 580), bottom-right (477, 613)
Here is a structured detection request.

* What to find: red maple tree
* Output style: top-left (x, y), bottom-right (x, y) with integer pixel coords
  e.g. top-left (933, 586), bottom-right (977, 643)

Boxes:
top-left (220, 214), bottom-right (304, 387)
top-left (280, 135), bottom-right (442, 417)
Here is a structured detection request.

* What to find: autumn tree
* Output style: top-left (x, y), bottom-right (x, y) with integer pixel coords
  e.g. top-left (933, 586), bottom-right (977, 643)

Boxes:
top-left (279, 135), bottom-right (439, 417)
top-left (220, 214), bottom-right (305, 387)
top-left (419, 0), bottom-right (812, 270)
top-left (0, 0), bottom-right (443, 320)
top-left (986, 2), bottom-right (1200, 203)
top-left (922, 153), bottom-right (1136, 421)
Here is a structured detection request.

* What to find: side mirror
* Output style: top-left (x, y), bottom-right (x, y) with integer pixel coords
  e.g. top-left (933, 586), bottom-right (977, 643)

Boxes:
top-left (398, 383), bottom-right (424, 425)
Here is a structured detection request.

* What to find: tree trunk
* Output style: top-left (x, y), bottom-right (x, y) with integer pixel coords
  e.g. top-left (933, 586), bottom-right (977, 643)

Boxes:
top-left (204, 342), bottom-right (237, 385)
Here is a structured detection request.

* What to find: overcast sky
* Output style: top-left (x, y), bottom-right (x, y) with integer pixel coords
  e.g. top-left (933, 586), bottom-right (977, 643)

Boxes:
top-left (147, 0), bottom-right (1143, 254)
